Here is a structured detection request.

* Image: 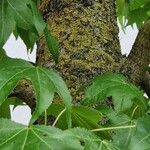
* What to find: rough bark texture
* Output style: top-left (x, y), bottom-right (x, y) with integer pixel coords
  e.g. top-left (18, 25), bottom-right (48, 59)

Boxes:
top-left (37, 0), bottom-right (123, 102)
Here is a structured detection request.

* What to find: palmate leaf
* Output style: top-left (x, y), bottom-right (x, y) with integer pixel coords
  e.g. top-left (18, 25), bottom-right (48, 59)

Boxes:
top-left (0, 119), bottom-right (82, 150)
top-left (113, 117), bottom-right (150, 150)
top-left (84, 73), bottom-right (147, 113)
top-left (0, 119), bottom-right (121, 150)
top-left (0, 56), bottom-right (72, 126)
top-left (47, 104), bottom-right (102, 129)
top-left (47, 104), bottom-right (110, 139)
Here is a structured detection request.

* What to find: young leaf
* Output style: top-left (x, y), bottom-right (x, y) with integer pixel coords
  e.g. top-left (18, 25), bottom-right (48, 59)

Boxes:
top-left (0, 56), bottom-right (72, 126)
top-left (84, 73), bottom-right (147, 113)
top-left (0, 119), bottom-right (82, 150)
top-left (44, 27), bottom-right (60, 64)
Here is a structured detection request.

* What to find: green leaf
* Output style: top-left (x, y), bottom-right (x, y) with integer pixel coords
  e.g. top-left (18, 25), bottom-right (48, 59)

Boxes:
top-left (47, 104), bottom-right (110, 139)
top-left (107, 112), bottom-right (131, 126)
top-left (72, 106), bottom-right (102, 125)
top-left (0, 49), bottom-right (7, 59)
top-left (0, 0), bottom-right (46, 49)
top-left (68, 127), bottom-right (120, 150)
top-left (0, 0), bottom-right (15, 48)
top-left (48, 104), bottom-right (102, 129)
top-left (0, 0), bottom-right (59, 61)
top-left (16, 27), bottom-right (38, 50)
top-left (0, 119), bottom-right (82, 150)
top-left (29, 0), bottom-right (46, 35)
top-left (0, 97), bottom-right (23, 118)
top-left (13, 27), bottom-right (19, 40)
top-left (116, 0), bottom-right (129, 27)
top-left (38, 68), bottom-right (72, 128)
top-left (130, 0), bottom-right (150, 10)
top-left (127, 3), bottom-right (150, 28)
top-left (7, 0), bottom-right (34, 30)
top-left (44, 27), bottom-right (60, 64)
top-left (0, 56), bottom-right (72, 126)
top-left (0, 101), bottom-right (10, 118)
top-left (113, 117), bottom-right (150, 150)
top-left (116, 0), bottom-right (150, 28)
top-left (84, 73), bottom-right (147, 113)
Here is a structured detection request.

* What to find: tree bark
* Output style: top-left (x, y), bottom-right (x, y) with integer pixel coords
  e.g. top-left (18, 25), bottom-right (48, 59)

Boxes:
top-left (37, 0), bottom-right (122, 102)
top-left (121, 20), bottom-right (150, 92)
top-left (118, 20), bottom-right (150, 99)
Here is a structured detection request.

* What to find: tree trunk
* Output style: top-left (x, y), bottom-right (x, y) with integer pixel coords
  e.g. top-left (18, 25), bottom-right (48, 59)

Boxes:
top-left (37, 0), bottom-right (123, 101)
top-left (12, 0), bottom-right (150, 110)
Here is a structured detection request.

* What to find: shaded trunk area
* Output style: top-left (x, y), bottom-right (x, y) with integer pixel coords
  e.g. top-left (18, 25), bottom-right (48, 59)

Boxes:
top-left (121, 20), bottom-right (150, 93)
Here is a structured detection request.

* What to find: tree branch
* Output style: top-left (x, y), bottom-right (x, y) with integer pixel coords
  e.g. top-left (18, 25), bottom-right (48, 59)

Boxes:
top-left (121, 20), bottom-right (150, 97)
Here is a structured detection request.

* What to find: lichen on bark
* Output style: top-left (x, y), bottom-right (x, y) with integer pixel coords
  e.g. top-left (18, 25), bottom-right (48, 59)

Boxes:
top-left (37, 0), bottom-right (123, 101)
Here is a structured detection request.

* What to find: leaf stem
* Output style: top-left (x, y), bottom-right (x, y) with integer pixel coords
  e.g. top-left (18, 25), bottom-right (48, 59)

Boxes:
top-left (91, 124), bottom-right (136, 132)
top-left (44, 110), bottom-right (47, 126)
top-left (131, 105), bottom-right (139, 118)
top-left (52, 108), bottom-right (66, 127)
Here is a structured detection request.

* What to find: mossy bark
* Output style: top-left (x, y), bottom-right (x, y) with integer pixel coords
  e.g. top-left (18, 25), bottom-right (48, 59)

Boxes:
top-left (37, 0), bottom-right (123, 101)
top-left (121, 20), bottom-right (150, 87)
